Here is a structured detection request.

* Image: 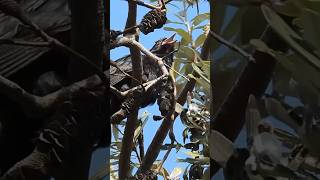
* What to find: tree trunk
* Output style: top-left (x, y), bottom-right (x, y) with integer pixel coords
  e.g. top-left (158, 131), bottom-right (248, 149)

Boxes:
top-left (68, 0), bottom-right (103, 82)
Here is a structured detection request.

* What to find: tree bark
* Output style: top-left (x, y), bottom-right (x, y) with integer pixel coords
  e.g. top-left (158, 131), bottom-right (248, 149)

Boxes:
top-left (68, 0), bottom-right (103, 82)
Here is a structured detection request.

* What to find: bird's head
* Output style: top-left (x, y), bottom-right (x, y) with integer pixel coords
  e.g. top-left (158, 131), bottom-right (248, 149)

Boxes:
top-left (151, 33), bottom-right (176, 56)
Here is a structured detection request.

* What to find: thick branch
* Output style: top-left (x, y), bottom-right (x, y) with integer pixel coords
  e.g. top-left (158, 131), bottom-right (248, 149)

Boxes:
top-left (119, 1), bottom-right (141, 178)
top-left (137, 76), bottom-right (176, 174)
top-left (0, 72), bottom-right (105, 118)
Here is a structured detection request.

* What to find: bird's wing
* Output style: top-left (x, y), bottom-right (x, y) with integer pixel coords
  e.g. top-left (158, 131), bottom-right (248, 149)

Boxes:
top-left (110, 55), bottom-right (133, 86)
top-left (0, 37), bottom-right (50, 77)
top-left (0, 0), bottom-right (70, 77)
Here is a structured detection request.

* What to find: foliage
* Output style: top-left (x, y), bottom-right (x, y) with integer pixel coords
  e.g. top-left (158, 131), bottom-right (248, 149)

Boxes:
top-left (211, 0), bottom-right (320, 179)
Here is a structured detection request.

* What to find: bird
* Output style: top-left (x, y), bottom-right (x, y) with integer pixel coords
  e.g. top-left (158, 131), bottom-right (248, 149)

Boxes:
top-left (110, 34), bottom-right (176, 115)
top-left (0, 0), bottom-right (71, 174)
top-left (0, 0), bottom-right (71, 78)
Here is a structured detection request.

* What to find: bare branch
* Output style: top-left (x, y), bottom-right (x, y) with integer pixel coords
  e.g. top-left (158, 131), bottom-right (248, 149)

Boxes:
top-left (119, 1), bottom-right (142, 178)
top-left (116, 36), bottom-right (169, 75)
top-left (123, 0), bottom-right (159, 9)
top-left (209, 30), bottom-right (255, 62)
top-left (0, 71), bottom-right (105, 118)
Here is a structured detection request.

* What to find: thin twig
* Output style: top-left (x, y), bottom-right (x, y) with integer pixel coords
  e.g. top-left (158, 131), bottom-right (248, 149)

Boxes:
top-left (155, 143), bottom-right (174, 175)
top-left (122, 75), bottom-right (166, 96)
top-left (209, 30), bottom-right (255, 62)
top-left (123, 0), bottom-right (168, 10)
top-left (133, 147), bottom-right (142, 164)
top-left (161, 47), bottom-right (190, 81)
top-left (110, 86), bottom-right (125, 98)
top-left (124, 0), bottom-right (159, 9)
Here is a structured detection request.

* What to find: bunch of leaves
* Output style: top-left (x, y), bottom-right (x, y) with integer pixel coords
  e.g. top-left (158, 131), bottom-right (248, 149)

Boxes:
top-left (210, 0), bottom-right (320, 179)
top-left (160, 0), bottom-right (211, 178)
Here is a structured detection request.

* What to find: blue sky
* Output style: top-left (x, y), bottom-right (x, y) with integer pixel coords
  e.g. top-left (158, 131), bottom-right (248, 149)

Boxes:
top-left (110, 0), bottom-right (210, 179)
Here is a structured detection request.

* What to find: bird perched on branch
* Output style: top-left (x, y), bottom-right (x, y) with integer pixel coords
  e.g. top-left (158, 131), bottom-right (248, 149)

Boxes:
top-left (0, 0), bottom-right (71, 174)
top-left (110, 34), bottom-right (176, 115)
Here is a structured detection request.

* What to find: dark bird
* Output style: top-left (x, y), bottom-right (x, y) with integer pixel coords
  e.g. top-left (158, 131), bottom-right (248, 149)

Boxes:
top-left (0, 0), bottom-right (71, 174)
top-left (110, 34), bottom-right (176, 114)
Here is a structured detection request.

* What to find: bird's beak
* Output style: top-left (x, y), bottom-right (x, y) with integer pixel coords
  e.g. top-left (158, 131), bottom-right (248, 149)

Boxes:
top-left (161, 33), bottom-right (176, 46)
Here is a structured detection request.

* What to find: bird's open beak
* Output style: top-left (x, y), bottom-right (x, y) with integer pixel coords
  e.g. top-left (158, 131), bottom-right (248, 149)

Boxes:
top-left (161, 33), bottom-right (176, 46)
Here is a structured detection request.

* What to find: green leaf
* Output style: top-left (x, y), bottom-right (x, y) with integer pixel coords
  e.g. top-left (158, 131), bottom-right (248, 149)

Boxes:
top-left (166, 19), bottom-right (185, 25)
top-left (301, 8), bottom-right (320, 55)
top-left (273, 52), bottom-right (320, 106)
top-left (157, 166), bottom-right (170, 180)
top-left (184, 151), bottom-right (201, 158)
top-left (194, 34), bottom-right (207, 48)
top-left (301, 0), bottom-right (320, 12)
top-left (174, 14), bottom-right (186, 23)
top-left (209, 130), bottom-right (234, 167)
top-left (133, 112), bottom-right (149, 142)
top-left (191, 63), bottom-right (210, 84)
top-left (271, 0), bottom-right (302, 17)
top-left (169, 167), bottom-right (183, 179)
top-left (176, 157), bottom-right (210, 164)
top-left (275, 52), bottom-right (320, 90)
top-left (265, 97), bottom-right (299, 131)
top-left (112, 125), bottom-right (119, 142)
top-left (164, 27), bottom-right (192, 44)
top-left (261, 5), bottom-right (320, 70)
top-left (191, 13), bottom-right (209, 26)
top-left (179, 46), bottom-right (196, 60)
top-left (250, 39), bottom-right (274, 55)
top-left (182, 128), bottom-right (189, 144)
top-left (175, 103), bottom-right (184, 114)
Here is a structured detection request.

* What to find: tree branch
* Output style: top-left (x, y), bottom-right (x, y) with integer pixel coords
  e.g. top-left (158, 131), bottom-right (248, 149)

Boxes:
top-left (209, 30), bottom-right (255, 62)
top-left (119, 0), bottom-right (142, 178)
top-left (116, 36), bottom-right (169, 75)
top-left (0, 72), bottom-right (106, 118)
